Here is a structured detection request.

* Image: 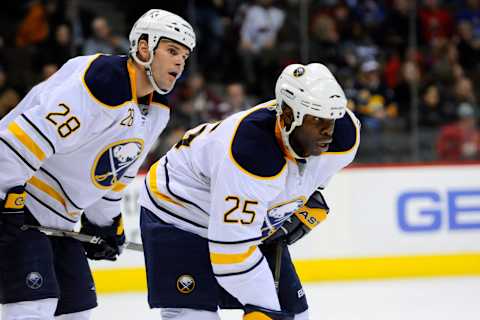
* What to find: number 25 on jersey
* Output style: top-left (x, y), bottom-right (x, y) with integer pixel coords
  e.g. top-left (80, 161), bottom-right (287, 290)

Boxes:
top-left (224, 196), bottom-right (257, 225)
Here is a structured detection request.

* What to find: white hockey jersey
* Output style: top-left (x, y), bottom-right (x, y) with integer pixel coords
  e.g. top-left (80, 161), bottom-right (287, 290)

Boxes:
top-left (139, 100), bottom-right (360, 310)
top-left (0, 54), bottom-right (171, 230)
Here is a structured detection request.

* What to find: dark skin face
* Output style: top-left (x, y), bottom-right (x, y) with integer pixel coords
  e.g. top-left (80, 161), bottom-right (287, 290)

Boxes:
top-left (281, 105), bottom-right (335, 157)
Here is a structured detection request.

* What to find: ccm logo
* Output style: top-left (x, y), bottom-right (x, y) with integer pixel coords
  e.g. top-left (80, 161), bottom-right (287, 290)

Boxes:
top-left (396, 190), bottom-right (480, 232)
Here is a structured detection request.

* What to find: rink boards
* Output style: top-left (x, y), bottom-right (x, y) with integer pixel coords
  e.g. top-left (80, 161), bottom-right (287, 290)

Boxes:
top-left (91, 163), bottom-right (480, 293)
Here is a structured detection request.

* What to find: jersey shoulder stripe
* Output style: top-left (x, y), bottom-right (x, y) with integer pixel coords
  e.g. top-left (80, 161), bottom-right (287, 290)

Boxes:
top-left (83, 55), bottom-right (133, 108)
top-left (325, 110), bottom-right (360, 154)
top-left (230, 108), bottom-right (286, 179)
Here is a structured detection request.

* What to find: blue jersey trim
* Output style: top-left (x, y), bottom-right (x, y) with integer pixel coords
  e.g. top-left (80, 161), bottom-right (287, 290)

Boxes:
top-left (326, 112), bottom-right (358, 153)
top-left (231, 108), bottom-right (286, 178)
top-left (84, 55), bottom-right (132, 107)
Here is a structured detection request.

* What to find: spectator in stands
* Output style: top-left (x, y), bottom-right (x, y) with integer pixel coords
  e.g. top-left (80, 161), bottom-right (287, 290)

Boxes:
top-left (427, 37), bottom-right (454, 83)
top-left (15, 0), bottom-right (49, 48)
top-left (310, 12), bottom-right (344, 68)
top-left (419, 84), bottom-right (447, 127)
top-left (239, 0), bottom-right (285, 97)
top-left (211, 82), bottom-right (256, 120)
top-left (65, 0), bottom-right (95, 53)
top-left (40, 63), bottom-right (58, 80)
top-left (0, 66), bottom-right (20, 119)
top-left (383, 0), bottom-right (419, 52)
top-left (456, 0), bottom-right (480, 41)
top-left (82, 16), bottom-right (129, 55)
top-left (2, 1), bottom-right (480, 164)
top-left (394, 60), bottom-right (422, 127)
top-left (352, 0), bottom-right (386, 33)
top-left (38, 23), bottom-right (76, 69)
top-left (437, 102), bottom-right (480, 160)
top-left (347, 19), bottom-right (379, 64)
top-left (350, 60), bottom-right (397, 131)
top-left (193, 1), bottom-right (225, 81)
top-left (449, 77), bottom-right (477, 113)
top-left (170, 73), bottom-right (221, 129)
top-left (419, 0), bottom-right (454, 45)
top-left (455, 20), bottom-right (480, 72)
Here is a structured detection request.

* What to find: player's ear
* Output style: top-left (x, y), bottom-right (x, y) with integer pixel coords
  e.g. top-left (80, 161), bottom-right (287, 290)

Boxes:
top-left (281, 104), bottom-right (294, 130)
top-left (137, 39), bottom-right (150, 62)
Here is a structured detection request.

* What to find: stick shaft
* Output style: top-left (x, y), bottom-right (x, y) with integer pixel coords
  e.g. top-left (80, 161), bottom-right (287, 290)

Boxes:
top-left (274, 241), bottom-right (284, 293)
top-left (21, 224), bottom-right (144, 252)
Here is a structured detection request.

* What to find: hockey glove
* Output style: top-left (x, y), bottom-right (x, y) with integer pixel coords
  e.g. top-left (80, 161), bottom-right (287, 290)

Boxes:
top-left (265, 190), bottom-right (329, 245)
top-left (244, 305), bottom-right (294, 320)
top-left (0, 186), bottom-right (27, 244)
top-left (80, 214), bottom-right (125, 261)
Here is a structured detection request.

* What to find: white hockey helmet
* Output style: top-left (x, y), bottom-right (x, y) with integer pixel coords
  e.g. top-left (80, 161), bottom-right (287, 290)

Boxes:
top-left (129, 9), bottom-right (196, 94)
top-left (274, 63), bottom-right (347, 158)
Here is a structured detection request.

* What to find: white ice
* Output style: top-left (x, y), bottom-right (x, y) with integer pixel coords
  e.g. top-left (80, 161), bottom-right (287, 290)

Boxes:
top-left (89, 276), bottom-right (480, 320)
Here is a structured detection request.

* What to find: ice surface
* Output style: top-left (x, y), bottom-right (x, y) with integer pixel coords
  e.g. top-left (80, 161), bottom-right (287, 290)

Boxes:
top-left (88, 277), bottom-right (480, 320)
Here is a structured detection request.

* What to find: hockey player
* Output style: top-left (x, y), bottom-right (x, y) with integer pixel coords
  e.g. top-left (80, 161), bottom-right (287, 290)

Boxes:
top-left (0, 9), bottom-right (195, 320)
top-left (140, 63), bottom-right (360, 319)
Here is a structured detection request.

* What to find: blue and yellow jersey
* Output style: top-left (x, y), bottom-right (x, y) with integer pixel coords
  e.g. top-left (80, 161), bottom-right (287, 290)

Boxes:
top-left (0, 54), bottom-right (171, 229)
top-left (140, 100), bottom-right (360, 309)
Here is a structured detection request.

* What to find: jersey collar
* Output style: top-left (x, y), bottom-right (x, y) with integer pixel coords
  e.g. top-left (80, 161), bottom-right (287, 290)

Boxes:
top-left (127, 59), bottom-right (140, 104)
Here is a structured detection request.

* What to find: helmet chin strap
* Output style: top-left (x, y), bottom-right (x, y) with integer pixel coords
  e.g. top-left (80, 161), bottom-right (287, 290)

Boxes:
top-left (131, 51), bottom-right (174, 95)
top-left (145, 66), bottom-right (173, 94)
top-left (277, 116), bottom-right (306, 160)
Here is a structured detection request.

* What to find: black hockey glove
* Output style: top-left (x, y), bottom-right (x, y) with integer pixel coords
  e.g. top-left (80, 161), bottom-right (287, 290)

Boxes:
top-left (264, 190), bottom-right (329, 246)
top-left (0, 186), bottom-right (27, 244)
top-left (80, 214), bottom-right (125, 261)
top-left (243, 304), bottom-right (294, 320)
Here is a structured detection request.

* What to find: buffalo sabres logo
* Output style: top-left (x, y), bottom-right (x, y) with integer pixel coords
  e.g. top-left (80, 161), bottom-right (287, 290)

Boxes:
top-left (92, 139), bottom-right (144, 189)
top-left (26, 272), bottom-right (43, 289)
top-left (293, 66), bottom-right (305, 77)
top-left (176, 275), bottom-right (195, 294)
top-left (262, 198), bottom-right (305, 238)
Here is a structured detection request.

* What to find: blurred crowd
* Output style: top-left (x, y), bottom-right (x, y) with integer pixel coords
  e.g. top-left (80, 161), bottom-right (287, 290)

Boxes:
top-left (1, 0), bottom-right (480, 165)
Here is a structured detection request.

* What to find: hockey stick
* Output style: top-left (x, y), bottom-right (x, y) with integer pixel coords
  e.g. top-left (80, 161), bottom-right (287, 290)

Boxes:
top-left (273, 240), bottom-right (285, 293)
top-left (21, 224), bottom-right (144, 252)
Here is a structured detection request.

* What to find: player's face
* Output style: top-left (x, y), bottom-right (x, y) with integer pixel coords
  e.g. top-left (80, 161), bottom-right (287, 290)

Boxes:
top-left (151, 39), bottom-right (190, 92)
top-left (289, 114), bottom-right (335, 157)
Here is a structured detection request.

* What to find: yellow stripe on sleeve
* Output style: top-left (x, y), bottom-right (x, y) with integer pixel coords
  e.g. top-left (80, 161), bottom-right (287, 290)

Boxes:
top-left (244, 312), bottom-right (272, 320)
top-left (8, 122), bottom-right (46, 161)
top-left (28, 176), bottom-right (65, 206)
top-left (210, 246), bottom-right (257, 265)
top-left (112, 181), bottom-right (128, 192)
top-left (148, 162), bottom-right (184, 207)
